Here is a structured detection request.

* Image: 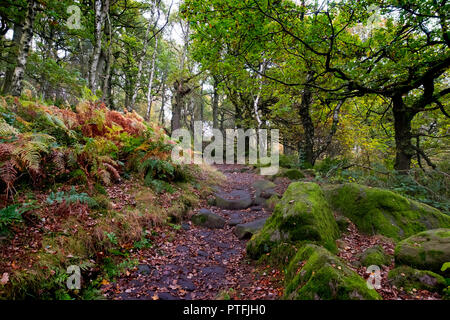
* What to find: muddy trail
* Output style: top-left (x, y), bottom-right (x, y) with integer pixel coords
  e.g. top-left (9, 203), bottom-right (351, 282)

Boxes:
top-left (102, 164), bottom-right (288, 300)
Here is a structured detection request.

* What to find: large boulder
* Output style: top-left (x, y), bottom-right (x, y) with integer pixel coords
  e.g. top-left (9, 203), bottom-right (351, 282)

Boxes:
top-left (191, 209), bottom-right (226, 229)
top-left (284, 244), bottom-right (381, 300)
top-left (394, 228), bottom-right (450, 275)
top-left (324, 183), bottom-right (450, 241)
top-left (388, 266), bottom-right (446, 293)
top-left (215, 190), bottom-right (252, 210)
top-left (247, 182), bottom-right (339, 259)
top-left (234, 218), bottom-right (267, 239)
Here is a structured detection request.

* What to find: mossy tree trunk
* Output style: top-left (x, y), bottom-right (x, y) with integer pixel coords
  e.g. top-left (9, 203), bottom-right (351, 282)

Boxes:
top-left (392, 94), bottom-right (417, 173)
top-left (10, 0), bottom-right (37, 97)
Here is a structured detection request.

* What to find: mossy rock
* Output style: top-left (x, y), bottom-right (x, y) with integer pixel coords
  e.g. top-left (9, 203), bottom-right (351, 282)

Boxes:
top-left (191, 209), bottom-right (226, 229)
top-left (336, 216), bottom-right (351, 233)
top-left (257, 242), bottom-right (299, 268)
top-left (264, 194), bottom-right (280, 211)
top-left (324, 183), bottom-right (450, 241)
top-left (394, 228), bottom-right (450, 275)
top-left (215, 190), bottom-right (252, 210)
top-left (247, 182), bottom-right (340, 259)
top-left (302, 169), bottom-right (316, 177)
top-left (280, 168), bottom-right (305, 180)
top-left (357, 245), bottom-right (392, 267)
top-left (388, 266), bottom-right (446, 293)
top-left (252, 180), bottom-right (276, 192)
top-left (234, 218), bottom-right (267, 239)
top-left (284, 244), bottom-right (381, 300)
top-left (253, 180), bottom-right (278, 207)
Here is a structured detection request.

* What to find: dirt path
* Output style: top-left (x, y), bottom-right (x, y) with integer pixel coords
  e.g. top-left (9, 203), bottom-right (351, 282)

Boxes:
top-left (102, 164), bottom-right (286, 300)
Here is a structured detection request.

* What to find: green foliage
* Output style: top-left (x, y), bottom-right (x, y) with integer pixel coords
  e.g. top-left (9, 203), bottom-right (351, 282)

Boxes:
top-left (46, 187), bottom-right (97, 207)
top-left (140, 158), bottom-right (175, 181)
top-left (0, 204), bottom-right (28, 234)
top-left (133, 236), bottom-right (153, 250)
top-left (104, 231), bottom-right (118, 246)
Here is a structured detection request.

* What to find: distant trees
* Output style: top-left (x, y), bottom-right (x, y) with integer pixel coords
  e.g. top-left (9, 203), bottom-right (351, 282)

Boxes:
top-left (0, 0), bottom-right (176, 124)
top-left (182, 0), bottom-right (449, 171)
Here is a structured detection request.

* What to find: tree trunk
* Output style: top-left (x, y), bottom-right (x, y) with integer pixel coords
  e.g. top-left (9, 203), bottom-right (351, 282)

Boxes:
top-left (212, 76), bottom-right (220, 129)
top-left (159, 73), bottom-right (166, 125)
top-left (145, 35), bottom-right (159, 121)
top-left (392, 94), bottom-right (415, 172)
top-left (171, 81), bottom-right (183, 132)
top-left (298, 72), bottom-right (315, 167)
top-left (89, 0), bottom-right (109, 93)
top-left (10, 1), bottom-right (37, 96)
top-left (131, 0), bottom-right (158, 111)
top-left (2, 23), bottom-right (22, 94)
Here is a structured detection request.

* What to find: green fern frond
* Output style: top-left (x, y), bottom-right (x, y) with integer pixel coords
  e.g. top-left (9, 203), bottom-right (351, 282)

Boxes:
top-left (0, 120), bottom-right (19, 137)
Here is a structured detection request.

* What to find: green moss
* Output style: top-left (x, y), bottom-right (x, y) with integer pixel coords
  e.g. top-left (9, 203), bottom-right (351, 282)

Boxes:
top-left (394, 228), bottom-right (450, 274)
top-left (358, 245), bottom-right (392, 267)
top-left (257, 242), bottom-right (300, 268)
top-left (336, 216), bottom-right (351, 233)
top-left (388, 266), bottom-right (446, 293)
top-left (324, 183), bottom-right (450, 241)
top-left (282, 169), bottom-right (305, 180)
top-left (284, 244), bottom-right (381, 300)
top-left (247, 182), bottom-right (340, 259)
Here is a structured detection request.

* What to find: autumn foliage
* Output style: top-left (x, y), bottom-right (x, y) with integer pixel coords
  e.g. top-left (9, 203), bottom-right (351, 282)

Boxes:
top-left (0, 96), bottom-right (175, 199)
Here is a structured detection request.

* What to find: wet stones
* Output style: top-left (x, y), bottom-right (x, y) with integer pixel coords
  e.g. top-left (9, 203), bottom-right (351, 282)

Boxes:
top-left (191, 209), bottom-right (226, 229)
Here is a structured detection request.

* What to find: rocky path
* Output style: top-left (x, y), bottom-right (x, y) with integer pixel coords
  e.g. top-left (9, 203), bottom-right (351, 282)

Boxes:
top-left (102, 164), bottom-right (288, 300)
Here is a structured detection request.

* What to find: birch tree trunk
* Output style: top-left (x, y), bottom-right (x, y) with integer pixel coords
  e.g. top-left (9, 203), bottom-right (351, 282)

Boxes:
top-left (129, 0), bottom-right (158, 111)
top-left (145, 35), bottom-right (159, 121)
top-left (10, 0), bottom-right (37, 97)
top-left (89, 0), bottom-right (109, 92)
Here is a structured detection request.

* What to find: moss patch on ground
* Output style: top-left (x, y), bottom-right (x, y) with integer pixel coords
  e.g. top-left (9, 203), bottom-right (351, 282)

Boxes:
top-left (324, 183), bottom-right (450, 241)
top-left (247, 182), bottom-right (339, 259)
top-left (284, 244), bottom-right (381, 300)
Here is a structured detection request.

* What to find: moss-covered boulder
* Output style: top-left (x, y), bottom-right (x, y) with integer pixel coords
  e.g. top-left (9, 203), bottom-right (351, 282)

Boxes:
top-left (357, 245), bottom-right (392, 267)
top-left (281, 168), bottom-right (305, 180)
top-left (394, 228), bottom-right (450, 275)
top-left (388, 266), bottom-right (446, 293)
top-left (252, 180), bottom-right (276, 192)
top-left (324, 183), bottom-right (450, 241)
top-left (246, 182), bottom-right (339, 259)
top-left (284, 244), bottom-right (381, 300)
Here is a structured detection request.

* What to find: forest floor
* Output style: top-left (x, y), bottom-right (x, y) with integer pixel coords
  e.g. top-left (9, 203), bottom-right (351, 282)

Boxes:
top-left (101, 164), bottom-right (288, 300)
top-left (100, 164), bottom-right (442, 301)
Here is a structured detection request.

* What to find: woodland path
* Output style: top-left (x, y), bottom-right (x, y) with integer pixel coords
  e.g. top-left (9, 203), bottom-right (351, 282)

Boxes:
top-left (103, 164), bottom-right (287, 300)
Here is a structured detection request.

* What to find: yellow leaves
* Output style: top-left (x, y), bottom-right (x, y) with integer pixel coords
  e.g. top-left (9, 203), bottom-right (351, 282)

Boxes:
top-left (101, 279), bottom-right (110, 286)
